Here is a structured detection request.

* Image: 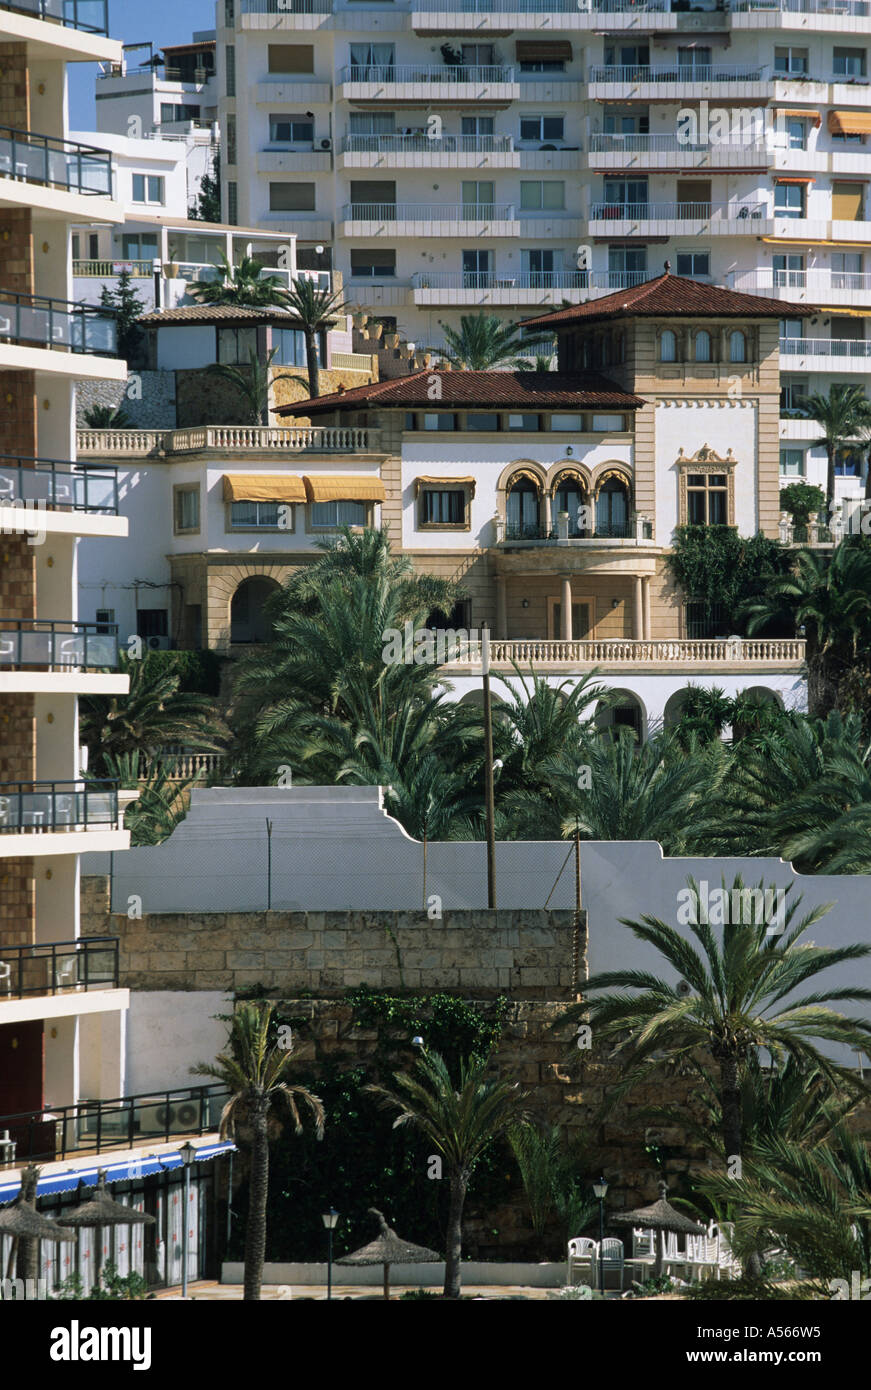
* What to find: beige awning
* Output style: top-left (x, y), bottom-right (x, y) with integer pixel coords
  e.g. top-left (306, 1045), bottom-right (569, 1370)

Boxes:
top-left (828, 110), bottom-right (871, 136)
top-left (414, 475), bottom-right (476, 497)
top-left (222, 474), bottom-right (306, 502)
top-left (516, 39), bottom-right (572, 61)
top-left (775, 107), bottom-right (822, 127)
top-left (304, 475), bottom-right (386, 503)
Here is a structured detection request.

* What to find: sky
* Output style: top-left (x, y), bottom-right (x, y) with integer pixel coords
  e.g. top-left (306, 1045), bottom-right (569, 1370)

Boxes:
top-left (68, 0), bottom-right (217, 131)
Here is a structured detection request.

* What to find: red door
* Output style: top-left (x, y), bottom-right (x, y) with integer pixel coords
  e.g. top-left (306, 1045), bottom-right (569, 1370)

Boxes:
top-left (0, 1020), bottom-right (46, 1157)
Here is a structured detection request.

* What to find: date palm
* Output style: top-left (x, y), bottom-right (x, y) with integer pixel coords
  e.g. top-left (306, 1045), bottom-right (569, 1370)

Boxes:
top-left (191, 251), bottom-right (288, 308)
top-left (280, 276), bottom-right (350, 398)
top-left (799, 383), bottom-right (870, 515)
top-left (439, 313), bottom-right (551, 370)
top-left (193, 1002), bottom-right (324, 1301)
top-left (366, 1050), bottom-right (532, 1298)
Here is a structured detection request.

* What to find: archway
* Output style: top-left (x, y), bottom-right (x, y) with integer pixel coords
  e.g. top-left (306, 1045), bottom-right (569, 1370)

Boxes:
top-left (595, 689), bottom-right (646, 742)
top-left (230, 576), bottom-right (280, 644)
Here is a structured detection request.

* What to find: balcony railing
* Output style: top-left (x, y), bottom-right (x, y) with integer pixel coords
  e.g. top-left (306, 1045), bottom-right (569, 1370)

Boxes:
top-left (0, 781), bottom-right (120, 833)
top-left (731, 0), bottom-right (870, 14)
top-left (339, 64), bottom-right (515, 85)
top-left (589, 133), bottom-right (754, 154)
top-left (0, 0), bottom-right (109, 34)
top-left (343, 201), bottom-right (515, 222)
top-left (413, 270), bottom-right (589, 291)
top-left (74, 259), bottom-right (155, 278)
top-left (780, 336), bottom-right (871, 356)
top-left (441, 638), bottom-right (807, 667)
top-left (0, 1084), bottom-right (230, 1164)
top-left (76, 425), bottom-right (378, 455)
top-left (502, 519), bottom-right (652, 541)
top-left (0, 457), bottom-right (119, 512)
top-left (342, 133), bottom-right (515, 154)
top-left (0, 291), bottom-right (117, 355)
top-left (589, 200), bottom-right (765, 221)
top-left (588, 64), bottom-right (765, 83)
top-left (0, 128), bottom-right (112, 196)
top-left (412, 0), bottom-right (671, 9)
top-left (240, 0), bottom-right (331, 11)
top-left (0, 936), bottom-right (119, 1000)
top-left (0, 620), bottom-right (119, 669)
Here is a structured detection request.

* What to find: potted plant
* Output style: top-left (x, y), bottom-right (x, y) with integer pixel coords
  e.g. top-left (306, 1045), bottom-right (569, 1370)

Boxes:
top-left (164, 244), bottom-right (180, 278)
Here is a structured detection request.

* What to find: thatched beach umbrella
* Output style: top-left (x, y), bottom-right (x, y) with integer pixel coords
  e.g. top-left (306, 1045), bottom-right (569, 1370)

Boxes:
top-left (336, 1207), bottom-right (441, 1300)
top-left (57, 1171), bottom-right (154, 1280)
top-left (0, 1177), bottom-right (72, 1281)
top-left (611, 1181), bottom-right (706, 1278)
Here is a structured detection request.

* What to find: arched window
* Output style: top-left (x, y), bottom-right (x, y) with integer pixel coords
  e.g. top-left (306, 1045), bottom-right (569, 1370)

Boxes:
top-left (506, 475), bottom-right (541, 539)
top-left (551, 475), bottom-right (589, 537)
top-left (729, 330), bottom-right (746, 363)
top-left (694, 330), bottom-right (712, 363)
top-left (660, 329), bottom-right (676, 362)
top-left (596, 476), bottom-right (630, 538)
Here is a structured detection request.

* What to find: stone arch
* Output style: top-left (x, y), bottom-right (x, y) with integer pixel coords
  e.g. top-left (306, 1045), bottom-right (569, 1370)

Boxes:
top-left (738, 685), bottom-right (783, 710)
top-left (499, 461), bottom-right (547, 538)
top-left (591, 461), bottom-right (632, 496)
top-left (595, 688), bottom-right (647, 742)
top-left (663, 687), bottom-right (694, 729)
top-left (230, 575), bottom-right (281, 645)
top-left (545, 459), bottom-right (592, 494)
top-left (209, 562), bottom-right (289, 649)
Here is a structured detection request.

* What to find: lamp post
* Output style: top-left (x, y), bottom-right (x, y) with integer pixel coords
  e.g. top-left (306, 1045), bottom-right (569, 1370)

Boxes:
top-left (322, 1208), bottom-right (339, 1300)
top-left (482, 623), bottom-right (496, 908)
top-left (592, 1176), bottom-right (608, 1296)
top-left (179, 1141), bottom-right (196, 1298)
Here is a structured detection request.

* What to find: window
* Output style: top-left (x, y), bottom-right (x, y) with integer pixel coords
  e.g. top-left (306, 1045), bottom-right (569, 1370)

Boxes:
top-left (422, 413), bottom-right (457, 431)
top-left (685, 601), bottom-right (728, 639)
top-left (506, 477), bottom-right (540, 537)
top-left (521, 248), bottom-right (562, 276)
top-left (832, 182), bottom-right (864, 221)
top-left (596, 477), bottom-right (629, 536)
top-left (174, 486), bottom-right (200, 534)
top-left (226, 113), bottom-right (237, 164)
top-left (835, 447), bottom-right (862, 476)
top-left (160, 103), bottom-right (200, 123)
top-left (349, 42), bottom-right (394, 76)
top-left (520, 58), bottom-right (565, 73)
top-left (461, 116), bottom-right (495, 138)
top-left (773, 253), bottom-right (805, 288)
top-left (349, 112), bottom-right (396, 137)
top-left (603, 178), bottom-right (647, 210)
top-left (592, 414), bottom-right (624, 431)
top-left (272, 328), bottom-right (308, 366)
top-left (687, 473), bottom-right (728, 525)
top-left (774, 46), bottom-right (808, 74)
top-left (780, 448), bottom-right (805, 476)
top-left (420, 488), bottom-right (468, 527)
top-left (230, 501), bottom-right (283, 528)
top-left (121, 233), bottom-right (158, 261)
top-left (462, 180), bottom-right (494, 212)
top-left (350, 248), bottom-right (396, 279)
top-left (676, 251), bottom-right (710, 279)
top-left (270, 182), bottom-right (315, 212)
top-left (520, 181), bottom-right (565, 210)
top-left (462, 249), bottom-right (493, 285)
top-left (227, 181), bottom-right (238, 225)
top-left (694, 330), bottom-right (712, 363)
top-left (95, 608), bottom-right (115, 634)
top-left (268, 44), bottom-right (314, 73)
top-left (550, 413), bottom-right (582, 431)
top-left (461, 43), bottom-right (494, 67)
top-left (552, 477), bottom-right (588, 536)
top-left (834, 46), bottom-right (866, 77)
top-left (774, 182), bottom-right (805, 218)
top-left (787, 119), bottom-right (807, 150)
top-left (137, 609), bottom-right (168, 639)
top-left (225, 0), bottom-right (235, 23)
top-left (677, 45), bottom-right (711, 75)
top-left (519, 115), bottom-right (565, 143)
top-left (351, 180), bottom-right (395, 212)
top-left (729, 331), bottom-right (747, 363)
top-left (605, 43), bottom-right (649, 66)
top-left (781, 377), bottom-right (809, 412)
top-left (660, 329), bottom-right (677, 362)
top-left (269, 114), bottom-right (314, 145)
top-left (608, 244), bottom-right (647, 279)
top-left (466, 412), bottom-right (499, 431)
top-left (131, 174), bottom-right (165, 205)
top-left (603, 111), bottom-right (649, 136)
top-left (311, 500), bottom-right (367, 528)
top-left (832, 252), bottom-right (863, 288)
top-left (218, 326), bottom-right (257, 364)
top-left (225, 44), bottom-right (235, 95)
top-left (508, 413), bottom-right (540, 430)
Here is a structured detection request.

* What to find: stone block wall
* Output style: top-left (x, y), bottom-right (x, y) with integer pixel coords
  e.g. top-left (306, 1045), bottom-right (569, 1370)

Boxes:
top-left (0, 43), bottom-right (29, 130)
top-left (75, 372), bottom-right (177, 430)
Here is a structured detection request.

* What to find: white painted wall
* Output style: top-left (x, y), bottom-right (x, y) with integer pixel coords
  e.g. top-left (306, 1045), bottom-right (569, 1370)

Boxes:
top-left (125, 991), bottom-right (232, 1094)
top-left (655, 400), bottom-right (758, 541)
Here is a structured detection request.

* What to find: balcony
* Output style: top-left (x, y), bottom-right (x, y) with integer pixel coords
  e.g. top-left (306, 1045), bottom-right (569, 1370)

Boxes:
top-left (0, 1084), bottom-right (229, 1164)
top-left (0, 0), bottom-right (109, 35)
top-left (0, 127), bottom-right (112, 196)
top-left (439, 637), bottom-right (807, 674)
top-left (410, 0), bottom-right (681, 32)
top-left (337, 64), bottom-right (519, 105)
top-left (587, 200), bottom-right (768, 234)
top-left (73, 258), bottom-right (153, 279)
top-left (412, 269), bottom-right (592, 306)
top-left (0, 936), bottom-right (119, 1001)
top-left (0, 620), bottom-right (119, 670)
top-left (77, 425), bottom-right (381, 456)
top-left (730, 0), bottom-right (871, 29)
top-left (498, 519), bottom-right (653, 546)
top-left (0, 457), bottom-right (119, 511)
top-left (587, 65), bottom-right (768, 102)
top-left (341, 201), bottom-right (520, 236)
top-left (0, 781), bottom-right (119, 834)
top-left (587, 132), bottom-right (770, 171)
top-left (0, 290), bottom-right (117, 356)
top-left (779, 336), bottom-right (871, 370)
top-left (340, 133), bottom-right (519, 170)
top-left (736, 268), bottom-right (871, 308)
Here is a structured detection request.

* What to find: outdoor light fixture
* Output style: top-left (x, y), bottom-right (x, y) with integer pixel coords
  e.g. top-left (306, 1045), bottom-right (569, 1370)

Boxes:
top-left (611, 599), bottom-right (619, 609)
top-left (412, 1036), bottom-right (425, 1048)
top-left (593, 1176), bottom-right (608, 1296)
top-left (521, 598), bottom-right (529, 609)
top-left (179, 1142), bottom-right (196, 1299)
top-left (322, 1208), bottom-right (340, 1299)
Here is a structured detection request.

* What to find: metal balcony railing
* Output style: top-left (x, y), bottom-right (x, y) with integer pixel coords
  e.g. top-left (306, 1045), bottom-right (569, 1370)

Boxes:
top-left (0, 1085), bottom-right (230, 1164)
top-left (342, 133), bottom-right (515, 154)
top-left (0, 620), bottom-right (119, 670)
top-left (0, 291), bottom-right (117, 355)
top-left (340, 64), bottom-right (515, 84)
top-left (0, 128), bottom-right (113, 196)
top-left (780, 337), bottom-right (871, 356)
top-left (731, 0), bottom-right (870, 13)
top-left (240, 0), bottom-right (331, 11)
top-left (0, 936), bottom-right (119, 1001)
top-left (0, 457), bottom-right (119, 512)
top-left (589, 201), bottom-right (765, 221)
top-left (589, 133), bottom-right (756, 154)
top-left (0, 0), bottom-right (109, 33)
top-left (411, 0), bottom-right (670, 9)
top-left (588, 65), bottom-right (765, 83)
top-left (413, 270), bottom-right (590, 290)
top-left (344, 201), bottom-right (516, 221)
top-left (0, 780), bottom-right (120, 833)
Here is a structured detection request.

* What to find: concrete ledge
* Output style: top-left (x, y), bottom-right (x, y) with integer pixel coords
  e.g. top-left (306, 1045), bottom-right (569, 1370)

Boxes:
top-left (222, 1261), bottom-right (568, 1288)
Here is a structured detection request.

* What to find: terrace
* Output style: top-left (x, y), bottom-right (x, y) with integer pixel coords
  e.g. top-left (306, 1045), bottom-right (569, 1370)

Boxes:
top-left (76, 425), bottom-right (381, 457)
top-left (0, 0), bottom-right (109, 34)
top-left (0, 457), bottom-right (119, 511)
top-left (0, 290), bottom-right (116, 355)
top-left (439, 637), bottom-right (807, 675)
top-left (0, 935), bottom-right (119, 1001)
top-left (0, 127), bottom-right (112, 195)
top-left (0, 780), bottom-right (119, 833)
top-left (0, 620), bottom-right (119, 670)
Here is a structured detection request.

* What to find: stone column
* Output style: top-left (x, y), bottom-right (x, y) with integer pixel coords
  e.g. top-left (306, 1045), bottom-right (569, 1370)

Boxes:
top-left (642, 576), bottom-right (652, 641)
top-left (495, 574), bottom-right (508, 639)
top-left (561, 574), bottom-right (573, 640)
top-left (633, 575), bottom-right (643, 640)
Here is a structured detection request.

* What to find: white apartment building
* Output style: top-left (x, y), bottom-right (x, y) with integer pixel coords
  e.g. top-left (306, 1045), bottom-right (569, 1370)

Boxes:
top-left (216, 0), bottom-right (871, 504)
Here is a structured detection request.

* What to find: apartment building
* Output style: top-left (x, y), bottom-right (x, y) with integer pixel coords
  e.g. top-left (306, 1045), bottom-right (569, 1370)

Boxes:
top-left (215, 0), bottom-right (871, 504)
top-left (0, 0), bottom-right (230, 1290)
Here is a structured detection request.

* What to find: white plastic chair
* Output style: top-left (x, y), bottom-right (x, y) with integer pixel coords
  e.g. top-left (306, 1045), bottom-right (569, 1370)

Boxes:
top-left (596, 1237), bottom-right (624, 1290)
top-left (567, 1236), bottom-right (596, 1285)
top-left (632, 1227), bottom-right (655, 1258)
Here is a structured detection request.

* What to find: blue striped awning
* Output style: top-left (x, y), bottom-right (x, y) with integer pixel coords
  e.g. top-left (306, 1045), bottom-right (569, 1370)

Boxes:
top-left (0, 1141), bottom-right (235, 1204)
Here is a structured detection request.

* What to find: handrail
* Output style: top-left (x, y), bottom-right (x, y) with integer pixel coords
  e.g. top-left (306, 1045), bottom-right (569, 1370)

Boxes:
top-left (0, 936), bottom-right (119, 1000)
top-left (780, 337), bottom-right (871, 356)
top-left (441, 638), bottom-right (807, 666)
top-left (0, 780), bottom-right (120, 833)
top-left (343, 201), bottom-right (516, 220)
top-left (76, 425), bottom-right (379, 454)
top-left (74, 259), bottom-right (155, 277)
top-left (589, 201), bottom-right (766, 220)
top-left (342, 133), bottom-right (515, 153)
top-left (0, 126), bottom-right (113, 196)
top-left (0, 456), bottom-right (119, 512)
top-left (340, 63), bottom-right (516, 84)
top-left (0, 289), bottom-right (117, 356)
top-left (0, 0), bottom-right (109, 34)
top-left (588, 64), bottom-right (765, 82)
top-left (0, 619), bottom-right (120, 670)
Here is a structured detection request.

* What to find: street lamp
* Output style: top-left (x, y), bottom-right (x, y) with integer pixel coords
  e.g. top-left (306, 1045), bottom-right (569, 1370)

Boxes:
top-left (592, 1176), bottom-right (608, 1296)
top-left (322, 1208), bottom-right (340, 1300)
top-left (179, 1141), bottom-right (197, 1299)
top-left (482, 623), bottom-right (496, 908)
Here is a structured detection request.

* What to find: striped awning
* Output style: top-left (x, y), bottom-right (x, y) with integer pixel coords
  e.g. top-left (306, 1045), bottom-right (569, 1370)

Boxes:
top-left (828, 110), bottom-right (871, 136)
top-left (773, 176), bottom-right (815, 184)
top-left (304, 475), bottom-right (386, 503)
top-left (222, 474), bottom-right (306, 503)
top-left (0, 1142), bottom-right (236, 1203)
top-left (774, 108), bottom-right (821, 127)
top-left (516, 39), bottom-right (572, 61)
top-left (414, 475), bottom-right (476, 496)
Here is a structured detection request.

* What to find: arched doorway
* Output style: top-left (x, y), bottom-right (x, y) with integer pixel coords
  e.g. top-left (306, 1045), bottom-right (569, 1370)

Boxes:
top-left (595, 689), bottom-right (646, 742)
top-left (230, 576), bottom-right (280, 644)
top-left (595, 475), bottom-right (631, 538)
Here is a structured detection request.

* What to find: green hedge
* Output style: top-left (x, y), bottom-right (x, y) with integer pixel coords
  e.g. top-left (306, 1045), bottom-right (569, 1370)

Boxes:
top-left (140, 649), bottom-right (225, 696)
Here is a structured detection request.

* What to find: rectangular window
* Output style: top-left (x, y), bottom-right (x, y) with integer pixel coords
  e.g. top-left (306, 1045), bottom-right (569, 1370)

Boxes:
top-left (218, 326), bottom-right (257, 364)
top-left (272, 327), bottom-right (307, 366)
top-left (774, 182), bottom-right (805, 218)
top-left (832, 182), bottom-right (864, 221)
top-left (832, 252), bottom-right (863, 289)
top-left (834, 46), bottom-right (866, 76)
top-left (270, 182), bottom-right (316, 212)
top-left (520, 181), bottom-right (565, 210)
top-left (311, 501), bottom-right (367, 528)
top-left (349, 43), bottom-right (395, 76)
top-left (225, 45), bottom-right (235, 95)
top-left (122, 233), bottom-right (158, 260)
top-left (131, 174), bottom-right (165, 205)
top-left (835, 447), bottom-right (862, 476)
top-left (461, 180), bottom-right (495, 212)
top-left (774, 46), bottom-right (808, 74)
top-left (350, 180), bottom-right (396, 212)
top-left (137, 609), bottom-right (168, 639)
top-left (781, 376), bottom-right (809, 412)
top-left (550, 413), bottom-right (582, 431)
top-left (461, 116), bottom-right (494, 137)
top-left (95, 608), bottom-right (115, 634)
top-left (787, 119), bottom-right (807, 150)
top-left (160, 103), bottom-right (200, 124)
top-left (466, 412), bottom-right (499, 431)
top-left (225, 0), bottom-right (235, 24)
top-left (420, 489), bottom-right (467, 526)
top-left (268, 44), bottom-right (314, 74)
top-left (174, 487), bottom-right (200, 533)
top-left (269, 114), bottom-right (314, 145)
top-left (461, 43), bottom-right (494, 66)
top-left (773, 253), bottom-right (805, 288)
top-left (226, 113), bottom-right (237, 164)
top-left (592, 414), bottom-right (625, 431)
top-left (422, 413), bottom-right (457, 431)
top-left (227, 181), bottom-right (238, 225)
top-left (675, 251), bottom-right (710, 278)
top-left (780, 448), bottom-right (805, 476)
top-left (508, 413), bottom-right (540, 430)
top-left (687, 473), bottom-right (728, 525)
top-left (519, 115), bottom-right (565, 143)
top-left (230, 501), bottom-right (282, 528)
top-left (519, 59), bottom-right (565, 73)
top-left (350, 248), bottom-right (397, 278)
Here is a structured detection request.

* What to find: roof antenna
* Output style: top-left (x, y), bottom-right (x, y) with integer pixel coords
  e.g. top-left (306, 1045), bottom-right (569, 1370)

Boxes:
top-left (664, 260), bottom-right (671, 274)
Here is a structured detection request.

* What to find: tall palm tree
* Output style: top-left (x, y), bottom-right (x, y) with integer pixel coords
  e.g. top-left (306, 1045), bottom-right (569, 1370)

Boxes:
top-left (438, 313), bottom-right (551, 370)
top-left (206, 346), bottom-right (279, 426)
top-left (193, 1002), bottom-right (324, 1301)
top-left (559, 879), bottom-right (871, 1168)
top-left (191, 251), bottom-right (287, 308)
top-left (366, 1050), bottom-right (531, 1298)
top-left (799, 383), bottom-right (869, 516)
top-left (280, 276), bottom-right (349, 398)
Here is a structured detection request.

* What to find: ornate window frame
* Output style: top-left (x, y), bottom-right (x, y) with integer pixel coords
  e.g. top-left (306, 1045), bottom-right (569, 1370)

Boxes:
top-left (676, 444), bottom-right (737, 526)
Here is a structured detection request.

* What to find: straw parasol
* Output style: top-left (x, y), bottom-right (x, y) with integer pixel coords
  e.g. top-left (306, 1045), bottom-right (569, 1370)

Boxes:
top-left (0, 1163), bottom-right (72, 1281)
top-left (57, 1171), bottom-right (155, 1281)
top-left (336, 1207), bottom-right (441, 1300)
top-left (611, 1181), bottom-right (706, 1278)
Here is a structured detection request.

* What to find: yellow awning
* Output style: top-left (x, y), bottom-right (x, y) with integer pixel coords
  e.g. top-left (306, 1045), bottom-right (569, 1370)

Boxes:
top-left (414, 475), bottom-right (476, 497)
top-left (304, 475), bottom-right (386, 503)
top-left (774, 107), bottom-right (821, 127)
top-left (828, 110), bottom-right (871, 136)
top-left (222, 474), bottom-right (306, 503)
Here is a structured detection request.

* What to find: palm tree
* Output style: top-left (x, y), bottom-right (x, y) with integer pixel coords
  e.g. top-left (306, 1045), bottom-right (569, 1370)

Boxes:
top-left (280, 276), bottom-right (350, 398)
top-left (380, 757), bottom-right (478, 906)
top-left (206, 346), bottom-right (279, 426)
top-left (99, 751), bottom-right (197, 846)
top-left (799, 383), bottom-right (869, 516)
top-left (191, 251), bottom-right (287, 308)
top-left (438, 313), bottom-right (551, 370)
top-left (366, 1049), bottom-right (532, 1298)
top-left (509, 1122), bottom-right (595, 1257)
top-left (559, 879), bottom-right (871, 1169)
top-left (83, 404), bottom-right (133, 429)
top-left (193, 1002), bottom-right (324, 1301)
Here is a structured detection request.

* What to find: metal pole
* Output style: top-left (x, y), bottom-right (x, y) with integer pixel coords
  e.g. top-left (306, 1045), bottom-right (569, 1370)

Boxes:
top-left (598, 1195), bottom-right (605, 1296)
top-left (182, 1163), bottom-right (190, 1298)
top-left (266, 818), bottom-right (273, 910)
top-left (327, 1225), bottom-right (333, 1301)
top-left (482, 625), bottom-right (496, 909)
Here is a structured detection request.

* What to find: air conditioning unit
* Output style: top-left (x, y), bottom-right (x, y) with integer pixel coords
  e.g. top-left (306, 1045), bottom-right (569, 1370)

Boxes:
top-left (139, 1100), bottom-right (202, 1135)
top-left (319, 138), bottom-right (332, 151)
top-left (147, 635), bottom-right (171, 651)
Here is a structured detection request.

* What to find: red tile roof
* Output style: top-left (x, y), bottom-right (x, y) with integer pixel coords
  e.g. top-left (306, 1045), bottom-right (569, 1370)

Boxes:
top-left (274, 370), bottom-right (645, 416)
top-left (139, 304), bottom-right (303, 325)
top-left (519, 271), bottom-right (817, 331)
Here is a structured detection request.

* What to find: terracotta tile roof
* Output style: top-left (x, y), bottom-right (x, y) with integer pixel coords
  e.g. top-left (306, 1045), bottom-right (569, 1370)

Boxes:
top-left (519, 271), bottom-right (817, 330)
top-left (139, 304), bottom-right (303, 326)
top-left (274, 370), bottom-right (645, 416)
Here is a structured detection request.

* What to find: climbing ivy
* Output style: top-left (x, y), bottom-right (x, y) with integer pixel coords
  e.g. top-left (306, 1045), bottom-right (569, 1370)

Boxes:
top-left (666, 526), bottom-right (793, 634)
